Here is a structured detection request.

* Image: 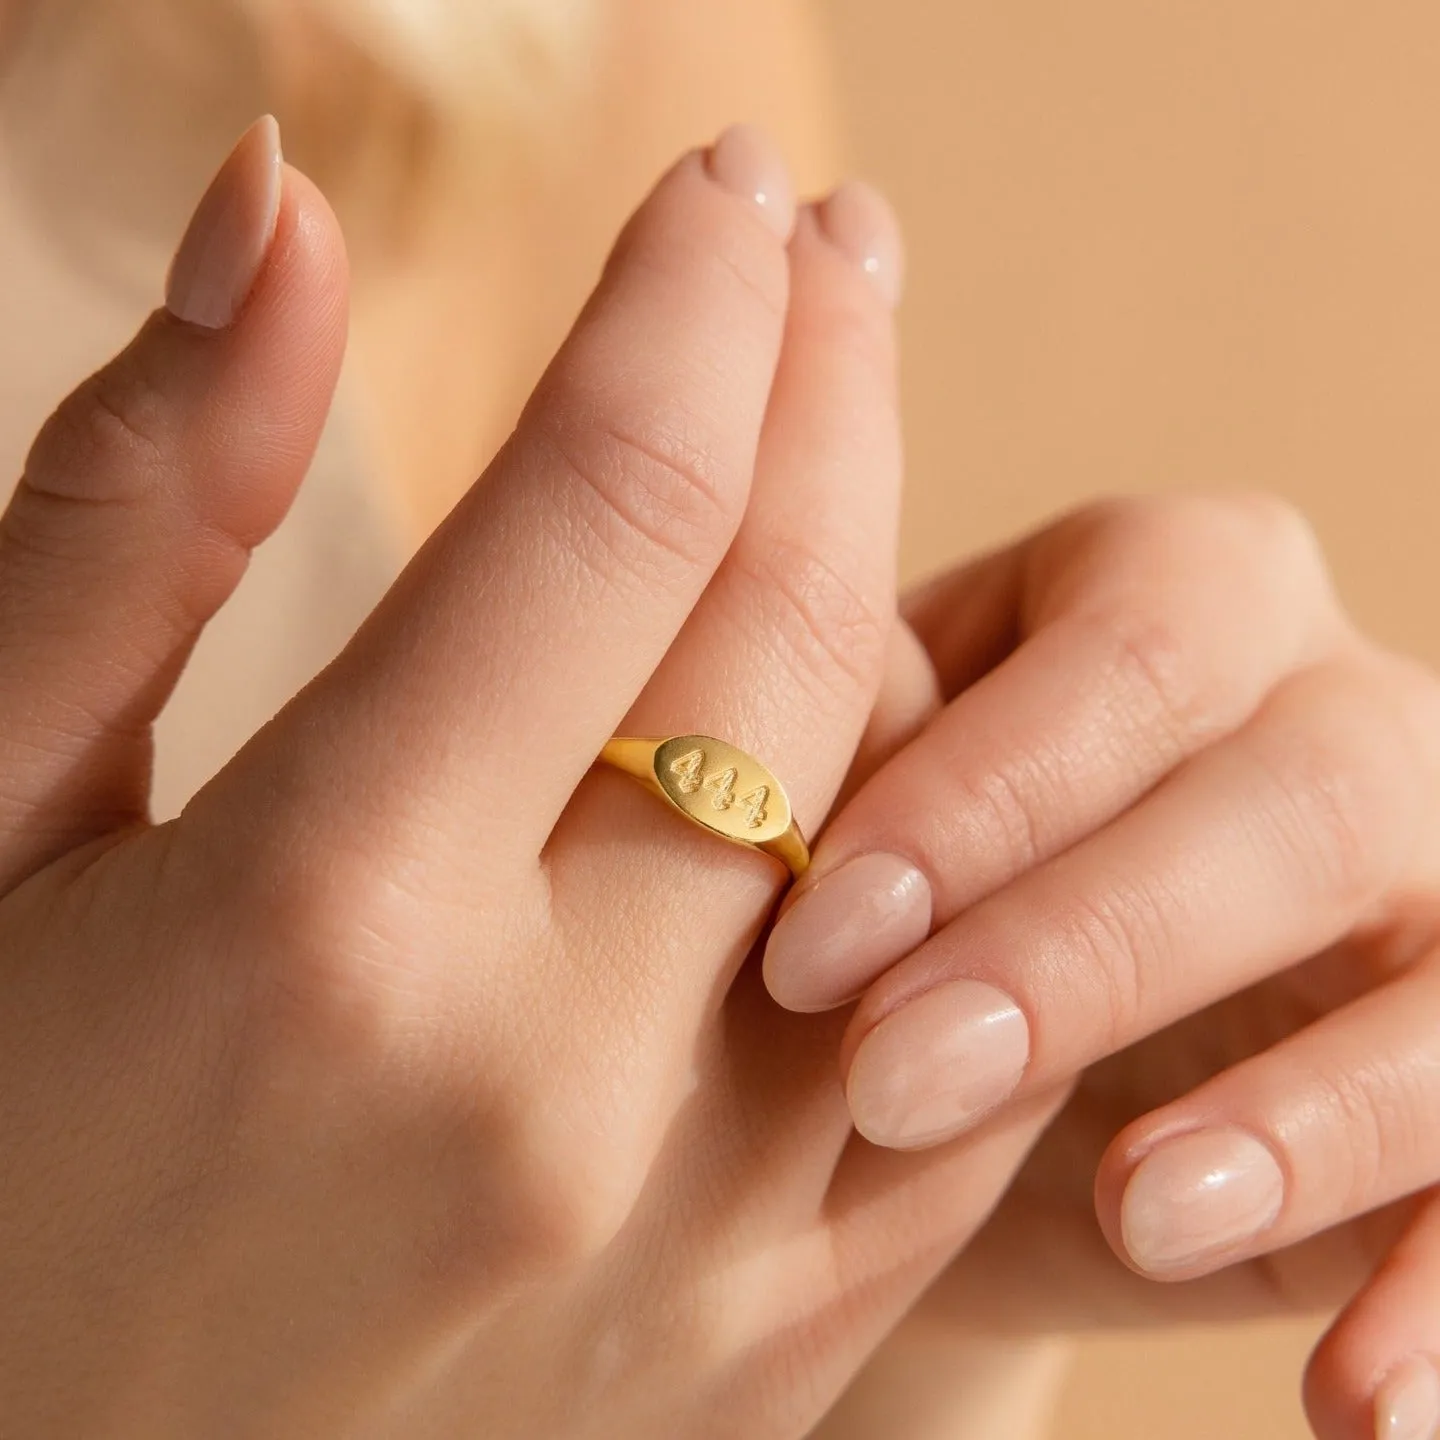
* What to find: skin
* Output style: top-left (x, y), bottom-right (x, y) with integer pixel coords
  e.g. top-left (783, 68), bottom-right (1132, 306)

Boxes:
top-left (2, 5), bottom-right (1435, 1436)
top-left (778, 499), bottom-right (1440, 1440)
top-left (0, 125), bottom-right (1083, 1438)
top-left (280, 2), bottom-right (1440, 1430)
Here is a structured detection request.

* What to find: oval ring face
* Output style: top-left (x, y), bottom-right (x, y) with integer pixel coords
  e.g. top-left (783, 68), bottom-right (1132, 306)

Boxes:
top-left (651, 735), bottom-right (794, 847)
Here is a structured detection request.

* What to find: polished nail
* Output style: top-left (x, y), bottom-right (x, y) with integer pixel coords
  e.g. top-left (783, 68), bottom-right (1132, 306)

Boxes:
top-left (166, 115), bottom-right (283, 329)
top-left (815, 179), bottom-right (905, 306)
top-left (846, 980), bottom-right (1029, 1149)
top-left (764, 853), bottom-right (932, 1012)
top-left (1376, 1357), bottom-right (1440, 1440)
top-left (1120, 1128), bottom-right (1284, 1275)
top-left (705, 124), bottom-right (796, 240)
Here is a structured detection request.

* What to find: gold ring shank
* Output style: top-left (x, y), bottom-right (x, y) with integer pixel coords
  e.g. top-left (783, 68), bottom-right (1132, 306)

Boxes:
top-left (599, 735), bottom-right (810, 880)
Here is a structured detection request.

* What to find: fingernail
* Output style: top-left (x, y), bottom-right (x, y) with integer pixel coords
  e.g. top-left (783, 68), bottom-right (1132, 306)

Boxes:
top-left (1376, 1357), bottom-right (1440, 1440)
top-left (166, 115), bottom-right (283, 330)
top-left (764, 853), bottom-right (932, 1012)
top-left (1120, 1128), bottom-right (1285, 1276)
top-left (815, 180), bottom-right (905, 306)
top-left (845, 980), bottom-right (1029, 1149)
top-left (705, 124), bottom-right (796, 240)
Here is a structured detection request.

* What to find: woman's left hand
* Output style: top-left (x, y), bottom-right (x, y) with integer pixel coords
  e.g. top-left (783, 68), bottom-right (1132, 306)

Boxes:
top-left (765, 494), bottom-right (1440, 1440)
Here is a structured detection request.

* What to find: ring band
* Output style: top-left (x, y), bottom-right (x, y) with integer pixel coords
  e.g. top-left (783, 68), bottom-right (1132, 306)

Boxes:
top-left (598, 734), bottom-right (810, 880)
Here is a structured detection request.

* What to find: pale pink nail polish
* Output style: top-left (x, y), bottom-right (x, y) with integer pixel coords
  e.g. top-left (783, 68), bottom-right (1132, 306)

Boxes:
top-left (705, 124), bottom-right (796, 240)
top-left (1376, 1357), bottom-right (1440, 1440)
top-left (763, 853), bottom-right (932, 1012)
top-left (845, 980), bottom-right (1029, 1149)
top-left (815, 180), bottom-right (905, 306)
top-left (1120, 1128), bottom-right (1285, 1276)
top-left (166, 115), bottom-right (283, 330)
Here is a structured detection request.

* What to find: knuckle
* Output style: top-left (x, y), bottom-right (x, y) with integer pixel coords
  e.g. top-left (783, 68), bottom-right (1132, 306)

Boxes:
top-left (26, 344), bottom-right (170, 502)
top-left (949, 761), bottom-right (1045, 876)
top-left (226, 836), bottom-right (643, 1278)
top-left (1049, 879), bottom-right (1172, 1050)
top-left (0, 484), bottom-right (94, 567)
top-left (1215, 491), bottom-right (1334, 610)
top-left (1094, 605), bottom-right (1208, 748)
top-left (1270, 754), bottom-right (1375, 907)
top-left (1250, 678), bottom-right (1409, 908)
top-left (1035, 516), bottom-right (1228, 750)
top-left (1033, 493), bottom-right (1153, 571)
top-left (234, 835), bottom-right (443, 1071)
top-left (229, 925), bottom-right (639, 1281)
top-left (733, 538), bottom-right (890, 702)
top-left (538, 415), bottom-right (740, 581)
top-left (1302, 1063), bottom-right (1391, 1214)
top-left (1053, 491), bottom-right (1330, 610)
top-left (445, 1030), bottom-right (654, 1274)
top-left (1228, 490), bottom-right (1324, 565)
top-left (1370, 652), bottom-right (1440, 788)
top-left (431, 1103), bottom-right (642, 1284)
top-left (1091, 489), bottom-right (1319, 560)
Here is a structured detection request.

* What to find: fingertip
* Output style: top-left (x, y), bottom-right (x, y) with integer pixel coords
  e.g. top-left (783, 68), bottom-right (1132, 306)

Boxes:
top-left (1305, 1195), bottom-right (1440, 1440)
top-left (271, 160), bottom-right (351, 304)
top-left (1370, 1356), bottom-right (1440, 1440)
top-left (230, 158), bottom-right (350, 370)
top-left (32, 134), bottom-right (355, 550)
top-left (705, 123), bottom-right (797, 241)
top-left (762, 852), bottom-right (932, 1014)
top-left (811, 179), bottom-right (905, 308)
top-left (166, 115), bottom-right (283, 331)
top-left (842, 978), bottom-right (1029, 1150)
top-left (1303, 1321), bottom-right (1401, 1440)
top-left (171, 155), bottom-right (349, 547)
top-left (1092, 1111), bottom-right (1201, 1274)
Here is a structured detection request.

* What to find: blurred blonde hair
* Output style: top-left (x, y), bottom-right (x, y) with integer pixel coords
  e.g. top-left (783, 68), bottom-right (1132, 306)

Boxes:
top-left (0, 0), bottom-right (593, 289)
top-left (251, 0), bottom-right (592, 115)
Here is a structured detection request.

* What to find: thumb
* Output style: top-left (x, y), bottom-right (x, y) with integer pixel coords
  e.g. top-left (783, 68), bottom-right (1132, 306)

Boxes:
top-left (0, 115), bottom-right (349, 890)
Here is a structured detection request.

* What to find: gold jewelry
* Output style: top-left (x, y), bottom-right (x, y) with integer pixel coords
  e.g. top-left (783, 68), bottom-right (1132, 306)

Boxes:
top-left (598, 735), bottom-right (810, 880)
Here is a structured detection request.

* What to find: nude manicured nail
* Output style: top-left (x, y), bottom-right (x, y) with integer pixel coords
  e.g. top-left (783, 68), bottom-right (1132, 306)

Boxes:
top-left (845, 980), bottom-right (1029, 1149)
top-left (1376, 1357), bottom-right (1440, 1440)
top-left (815, 180), bottom-right (905, 306)
top-left (1120, 1128), bottom-right (1284, 1276)
top-left (166, 115), bottom-right (283, 329)
top-left (764, 853), bottom-right (932, 1012)
top-left (706, 124), bottom-right (796, 240)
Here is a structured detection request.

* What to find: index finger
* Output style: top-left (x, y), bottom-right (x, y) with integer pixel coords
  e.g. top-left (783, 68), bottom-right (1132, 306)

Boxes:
top-left (237, 129), bottom-right (796, 864)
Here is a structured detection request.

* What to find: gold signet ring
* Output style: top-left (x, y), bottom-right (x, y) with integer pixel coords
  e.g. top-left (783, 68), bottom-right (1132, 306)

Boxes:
top-left (598, 735), bottom-right (810, 880)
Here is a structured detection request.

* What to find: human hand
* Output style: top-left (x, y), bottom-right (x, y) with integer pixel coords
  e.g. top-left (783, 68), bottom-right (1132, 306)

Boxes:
top-left (765, 496), bottom-right (1440, 1440)
top-left (0, 119), bottom-right (1069, 1439)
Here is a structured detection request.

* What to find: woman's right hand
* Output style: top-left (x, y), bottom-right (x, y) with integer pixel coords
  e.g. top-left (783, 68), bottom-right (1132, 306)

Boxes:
top-left (0, 119), bottom-right (1063, 1439)
top-left (775, 497), bottom-right (1440, 1440)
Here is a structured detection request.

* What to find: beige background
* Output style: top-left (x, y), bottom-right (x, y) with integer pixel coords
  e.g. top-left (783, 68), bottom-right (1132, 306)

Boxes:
top-left (825, 3), bottom-right (1438, 1436)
